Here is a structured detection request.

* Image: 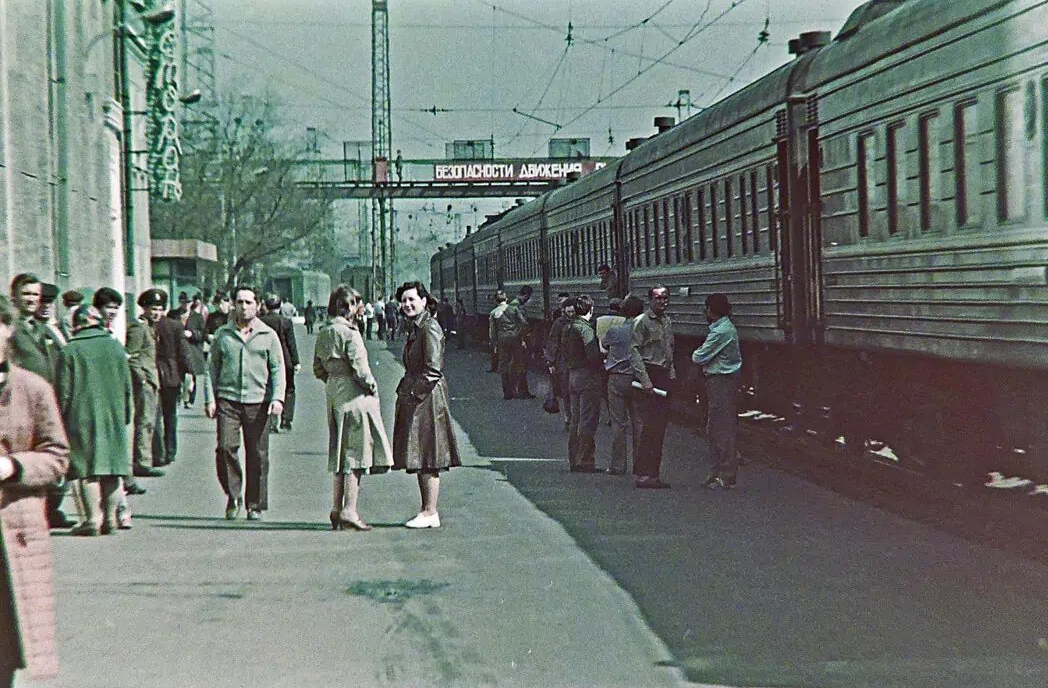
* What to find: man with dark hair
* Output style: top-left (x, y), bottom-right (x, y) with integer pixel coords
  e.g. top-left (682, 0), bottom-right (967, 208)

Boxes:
top-left (35, 284), bottom-right (66, 346)
top-left (170, 291), bottom-right (206, 409)
top-left (205, 287), bottom-right (286, 521)
top-left (598, 264), bottom-right (620, 299)
top-left (125, 289), bottom-right (169, 482)
top-left (543, 296), bottom-right (575, 430)
top-left (60, 290), bottom-right (84, 339)
top-left (631, 285), bottom-right (675, 489)
top-left (561, 294), bottom-right (603, 472)
top-left (9, 274), bottom-right (73, 527)
top-left (490, 286), bottom-right (534, 399)
top-left (260, 294), bottom-right (299, 432)
top-left (153, 290), bottom-right (192, 468)
top-left (693, 293), bottom-right (743, 489)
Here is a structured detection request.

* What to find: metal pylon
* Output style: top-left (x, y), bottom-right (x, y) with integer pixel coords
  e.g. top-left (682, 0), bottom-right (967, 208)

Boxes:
top-left (372, 0), bottom-right (394, 296)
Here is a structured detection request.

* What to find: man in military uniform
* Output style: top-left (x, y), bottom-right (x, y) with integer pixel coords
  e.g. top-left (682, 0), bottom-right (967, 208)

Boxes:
top-left (561, 295), bottom-right (604, 472)
top-left (489, 286), bottom-right (534, 400)
top-left (154, 290), bottom-right (192, 467)
top-left (9, 273), bottom-right (75, 527)
top-left (126, 289), bottom-right (169, 484)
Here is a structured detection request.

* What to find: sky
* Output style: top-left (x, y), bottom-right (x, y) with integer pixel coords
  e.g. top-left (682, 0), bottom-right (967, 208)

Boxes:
top-left (198, 0), bottom-right (869, 266)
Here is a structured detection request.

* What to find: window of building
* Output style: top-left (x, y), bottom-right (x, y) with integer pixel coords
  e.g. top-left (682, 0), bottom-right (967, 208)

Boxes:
top-left (996, 87), bottom-right (1026, 222)
top-left (767, 165), bottom-right (779, 253)
top-left (955, 100), bottom-right (981, 226)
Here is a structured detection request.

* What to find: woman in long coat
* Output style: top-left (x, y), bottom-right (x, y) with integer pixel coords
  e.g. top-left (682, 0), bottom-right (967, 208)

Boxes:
top-left (313, 286), bottom-right (392, 531)
top-left (0, 294), bottom-right (69, 683)
top-left (391, 281), bottom-right (461, 529)
top-left (56, 306), bottom-right (133, 536)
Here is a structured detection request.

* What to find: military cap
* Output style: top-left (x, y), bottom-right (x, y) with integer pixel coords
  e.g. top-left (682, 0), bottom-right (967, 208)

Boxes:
top-left (39, 283), bottom-right (59, 304)
top-left (61, 290), bottom-right (84, 308)
top-left (137, 288), bottom-right (168, 309)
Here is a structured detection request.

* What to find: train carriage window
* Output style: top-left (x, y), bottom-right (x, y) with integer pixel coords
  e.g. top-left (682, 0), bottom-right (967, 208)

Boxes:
top-left (955, 100), bottom-right (981, 227)
top-left (709, 183), bottom-right (719, 259)
top-left (886, 122), bottom-right (903, 235)
top-left (640, 206), bottom-right (648, 267)
top-left (857, 132), bottom-right (873, 237)
top-left (635, 208), bottom-right (643, 267)
top-left (663, 198), bottom-right (672, 264)
top-left (724, 179), bottom-right (734, 256)
top-left (739, 175), bottom-right (749, 255)
top-left (750, 171), bottom-right (760, 254)
top-left (767, 165), bottom-right (779, 253)
top-left (696, 188), bottom-right (707, 261)
top-left (625, 212), bottom-right (634, 268)
top-left (1043, 77), bottom-right (1048, 218)
top-left (996, 87), bottom-right (1026, 222)
top-left (683, 193), bottom-right (694, 262)
top-left (651, 203), bottom-right (661, 266)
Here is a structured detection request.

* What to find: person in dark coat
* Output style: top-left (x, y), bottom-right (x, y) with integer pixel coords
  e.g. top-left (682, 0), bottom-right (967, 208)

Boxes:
top-left (303, 300), bottom-right (317, 335)
top-left (0, 293), bottom-right (69, 683)
top-left (170, 292), bottom-right (206, 408)
top-left (391, 281), bottom-right (461, 529)
top-left (206, 291), bottom-right (232, 342)
top-left (260, 294), bottom-right (300, 432)
top-left (384, 298), bottom-right (400, 341)
top-left (56, 306), bottom-right (133, 536)
top-left (124, 290), bottom-right (167, 481)
top-left (154, 295), bottom-right (191, 467)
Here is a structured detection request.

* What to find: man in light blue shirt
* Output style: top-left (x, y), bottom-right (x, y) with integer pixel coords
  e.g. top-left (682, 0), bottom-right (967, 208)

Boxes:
top-left (692, 293), bottom-right (742, 489)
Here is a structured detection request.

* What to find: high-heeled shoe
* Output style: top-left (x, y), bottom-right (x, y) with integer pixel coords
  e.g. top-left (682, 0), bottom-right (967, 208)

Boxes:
top-left (330, 511), bottom-right (373, 531)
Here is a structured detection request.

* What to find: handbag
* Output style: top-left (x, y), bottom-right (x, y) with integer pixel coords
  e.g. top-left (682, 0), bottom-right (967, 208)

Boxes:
top-left (542, 386), bottom-right (560, 414)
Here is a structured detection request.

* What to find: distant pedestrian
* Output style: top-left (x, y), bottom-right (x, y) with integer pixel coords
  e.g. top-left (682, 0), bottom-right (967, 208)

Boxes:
top-left (206, 291), bottom-right (232, 342)
top-left (153, 292), bottom-right (191, 468)
top-left (631, 285), bottom-right (675, 489)
top-left (487, 291), bottom-right (505, 374)
top-left (375, 297), bottom-right (387, 340)
top-left (0, 293), bottom-right (69, 684)
top-left (543, 297), bottom-right (575, 430)
top-left (454, 298), bottom-right (467, 349)
top-left (437, 296), bottom-right (454, 335)
top-left (313, 286), bottom-right (392, 531)
top-left (260, 294), bottom-right (300, 432)
top-left (693, 293), bottom-right (743, 490)
top-left (562, 295), bottom-right (603, 473)
top-left (204, 287), bottom-right (286, 521)
top-left (602, 295), bottom-right (645, 476)
top-left (490, 286), bottom-right (534, 399)
top-left (170, 292), bottom-right (205, 409)
top-left (363, 301), bottom-right (375, 339)
top-left (391, 281), bottom-right (461, 528)
top-left (384, 298), bottom-right (399, 341)
top-left (56, 306), bottom-right (133, 536)
top-left (279, 298), bottom-right (296, 321)
top-left (60, 289), bottom-right (84, 340)
top-left (125, 290), bottom-right (168, 486)
top-left (303, 300), bottom-right (317, 334)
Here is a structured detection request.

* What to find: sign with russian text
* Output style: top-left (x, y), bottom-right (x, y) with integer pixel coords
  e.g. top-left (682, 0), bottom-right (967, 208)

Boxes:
top-left (147, 8), bottom-right (182, 201)
top-left (433, 159), bottom-right (606, 182)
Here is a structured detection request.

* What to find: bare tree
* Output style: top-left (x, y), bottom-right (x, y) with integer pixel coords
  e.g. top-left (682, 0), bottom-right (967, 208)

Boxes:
top-left (151, 96), bottom-right (332, 289)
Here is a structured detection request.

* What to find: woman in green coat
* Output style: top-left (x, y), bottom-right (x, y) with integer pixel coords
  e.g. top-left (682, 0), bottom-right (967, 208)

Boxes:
top-left (56, 306), bottom-right (132, 536)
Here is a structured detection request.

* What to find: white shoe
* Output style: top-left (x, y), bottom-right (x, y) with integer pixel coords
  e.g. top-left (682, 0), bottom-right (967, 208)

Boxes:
top-left (404, 512), bottom-right (440, 529)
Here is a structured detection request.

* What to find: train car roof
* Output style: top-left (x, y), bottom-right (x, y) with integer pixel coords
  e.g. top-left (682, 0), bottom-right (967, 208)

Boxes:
top-left (545, 158), bottom-right (623, 212)
top-left (803, 0), bottom-right (989, 89)
top-left (619, 55), bottom-right (813, 178)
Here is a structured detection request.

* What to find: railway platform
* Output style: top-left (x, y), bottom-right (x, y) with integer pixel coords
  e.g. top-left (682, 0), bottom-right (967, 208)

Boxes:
top-left (20, 326), bottom-right (1048, 688)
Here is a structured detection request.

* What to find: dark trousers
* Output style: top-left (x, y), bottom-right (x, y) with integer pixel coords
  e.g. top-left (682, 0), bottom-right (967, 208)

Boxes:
top-left (634, 364), bottom-right (671, 479)
top-left (132, 378), bottom-right (158, 469)
top-left (153, 386), bottom-right (181, 465)
top-left (456, 326), bottom-right (466, 350)
top-left (706, 372), bottom-right (741, 480)
top-left (305, 320), bottom-right (315, 334)
top-left (365, 318), bottom-right (373, 339)
top-left (377, 317), bottom-right (386, 339)
top-left (216, 398), bottom-right (271, 510)
top-left (568, 369), bottom-right (602, 469)
top-left (280, 373), bottom-right (296, 428)
top-left (498, 337), bottom-right (530, 398)
top-left (489, 343), bottom-right (499, 372)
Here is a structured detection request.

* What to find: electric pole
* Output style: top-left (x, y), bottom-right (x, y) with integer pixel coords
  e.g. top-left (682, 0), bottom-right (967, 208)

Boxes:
top-left (372, 0), bottom-right (394, 296)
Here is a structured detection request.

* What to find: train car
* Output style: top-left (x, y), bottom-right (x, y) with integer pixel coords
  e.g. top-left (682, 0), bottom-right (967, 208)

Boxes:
top-left (496, 195), bottom-right (548, 326)
top-left (471, 223), bottom-right (502, 321)
top-left (795, 0), bottom-right (1048, 475)
top-left (545, 161), bottom-right (622, 316)
top-left (429, 249), bottom-right (443, 299)
top-left (617, 57), bottom-right (808, 410)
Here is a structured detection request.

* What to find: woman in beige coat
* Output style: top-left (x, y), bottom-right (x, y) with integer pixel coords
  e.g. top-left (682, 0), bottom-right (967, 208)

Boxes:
top-left (313, 286), bottom-right (392, 531)
top-left (0, 294), bottom-right (69, 685)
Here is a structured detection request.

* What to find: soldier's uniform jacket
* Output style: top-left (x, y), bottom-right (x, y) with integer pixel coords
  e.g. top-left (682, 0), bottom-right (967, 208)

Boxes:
top-left (491, 299), bottom-right (527, 342)
top-left (125, 317), bottom-right (160, 390)
top-left (562, 317), bottom-right (603, 373)
top-left (9, 317), bottom-right (62, 386)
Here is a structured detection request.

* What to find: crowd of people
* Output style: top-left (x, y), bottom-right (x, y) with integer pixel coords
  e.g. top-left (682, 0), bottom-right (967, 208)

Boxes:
top-left (494, 283), bottom-right (743, 491)
top-left (0, 273), bottom-right (463, 683)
